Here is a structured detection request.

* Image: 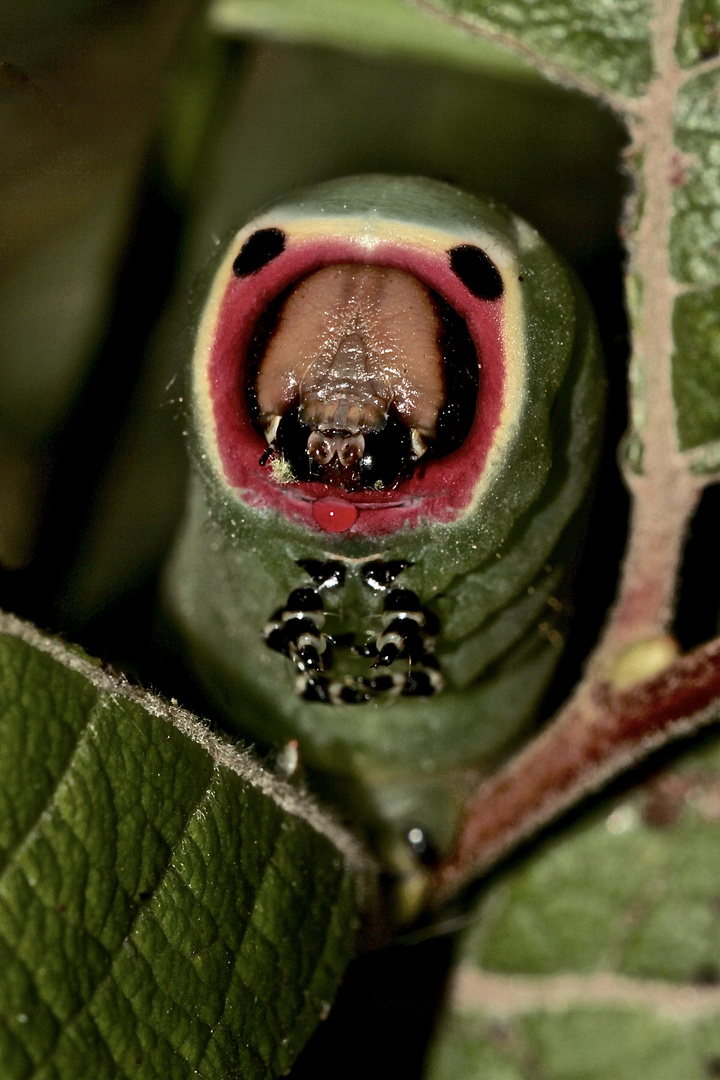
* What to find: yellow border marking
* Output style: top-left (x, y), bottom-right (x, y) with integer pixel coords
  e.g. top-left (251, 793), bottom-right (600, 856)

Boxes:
top-left (192, 209), bottom-right (527, 524)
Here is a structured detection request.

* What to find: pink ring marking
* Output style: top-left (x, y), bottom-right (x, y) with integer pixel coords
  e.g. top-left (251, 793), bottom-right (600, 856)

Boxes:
top-left (207, 236), bottom-right (506, 536)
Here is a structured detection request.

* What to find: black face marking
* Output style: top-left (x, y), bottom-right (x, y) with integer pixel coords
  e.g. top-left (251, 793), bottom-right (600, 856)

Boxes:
top-left (276, 409), bottom-right (320, 482)
top-left (233, 228), bottom-right (286, 277)
top-left (372, 590), bottom-right (439, 668)
top-left (297, 559), bottom-right (346, 589)
top-left (264, 578), bottom-right (443, 703)
top-left (358, 414), bottom-right (412, 490)
top-left (263, 588), bottom-right (327, 672)
top-left (361, 560), bottom-right (412, 591)
top-left (449, 244), bottom-right (504, 301)
top-left (433, 295), bottom-right (480, 458)
top-left (275, 407), bottom-right (413, 492)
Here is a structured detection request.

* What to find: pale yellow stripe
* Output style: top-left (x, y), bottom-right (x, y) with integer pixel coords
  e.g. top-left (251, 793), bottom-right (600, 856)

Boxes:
top-left (193, 209), bottom-right (526, 516)
top-left (451, 965), bottom-right (720, 1022)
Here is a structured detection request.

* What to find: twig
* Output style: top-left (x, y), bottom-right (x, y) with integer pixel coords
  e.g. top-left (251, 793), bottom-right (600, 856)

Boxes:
top-left (430, 0), bottom-right (720, 906)
top-left (432, 636), bottom-right (720, 904)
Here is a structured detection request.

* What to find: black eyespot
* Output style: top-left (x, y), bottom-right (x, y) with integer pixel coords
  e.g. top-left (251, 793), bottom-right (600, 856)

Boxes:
top-left (449, 244), bottom-right (504, 301)
top-left (276, 409), bottom-right (320, 482)
top-left (233, 228), bottom-right (286, 277)
top-left (358, 414), bottom-right (411, 490)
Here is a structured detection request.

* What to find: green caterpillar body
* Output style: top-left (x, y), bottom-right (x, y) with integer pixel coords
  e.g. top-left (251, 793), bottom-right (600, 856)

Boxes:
top-left (166, 175), bottom-right (604, 867)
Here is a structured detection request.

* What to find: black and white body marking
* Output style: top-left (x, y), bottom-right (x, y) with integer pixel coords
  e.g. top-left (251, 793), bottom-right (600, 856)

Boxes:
top-left (263, 587), bottom-right (329, 676)
top-left (262, 563), bottom-right (443, 704)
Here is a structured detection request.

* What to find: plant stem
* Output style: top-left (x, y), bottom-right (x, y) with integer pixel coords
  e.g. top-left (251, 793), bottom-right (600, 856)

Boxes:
top-left (430, 0), bottom-right (720, 906)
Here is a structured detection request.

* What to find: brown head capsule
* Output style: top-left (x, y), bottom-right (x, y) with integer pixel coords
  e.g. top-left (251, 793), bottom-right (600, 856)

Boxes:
top-left (249, 263), bottom-right (464, 490)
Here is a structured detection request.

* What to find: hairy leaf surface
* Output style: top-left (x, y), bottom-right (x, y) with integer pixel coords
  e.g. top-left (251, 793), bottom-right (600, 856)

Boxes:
top-left (426, 739), bottom-right (720, 1079)
top-left (0, 614), bottom-right (368, 1080)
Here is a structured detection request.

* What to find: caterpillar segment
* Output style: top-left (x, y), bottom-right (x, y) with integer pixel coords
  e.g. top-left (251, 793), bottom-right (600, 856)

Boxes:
top-left (168, 174), bottom-right (605, 871)
top-left (264, 572), bottom-right (444, 704)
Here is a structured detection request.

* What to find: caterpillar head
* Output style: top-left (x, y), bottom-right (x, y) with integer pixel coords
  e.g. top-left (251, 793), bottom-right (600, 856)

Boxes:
top-left (190, 175), bottom-right (523, 541)
top-left (252, 261), bottom-right (479, 493)
top-left (173, 175), bottom-right (605, 868)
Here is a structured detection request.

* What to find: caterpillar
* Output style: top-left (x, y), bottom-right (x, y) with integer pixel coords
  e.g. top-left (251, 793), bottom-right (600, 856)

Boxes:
top-left (166, 175), bottom-right (604, 871)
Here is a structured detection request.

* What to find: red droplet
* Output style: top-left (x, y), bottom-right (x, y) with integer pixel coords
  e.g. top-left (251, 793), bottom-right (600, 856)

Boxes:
top-left (312, 498), bottom-right (359, 532)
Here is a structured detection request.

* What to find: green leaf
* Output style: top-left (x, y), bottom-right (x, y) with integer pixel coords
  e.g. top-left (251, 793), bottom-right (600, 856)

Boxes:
top-left (672, 69), bottom-right (720, 289)
top-left (425, 736), bottom-right (720, 1080)
top-left (672, 287), bottom-right (720, 450)
top-left (208, 0), bottom-right (541, 78)
top-left (676, 0), bottom-right (720, 67)
top-left (0, 613), bottom-right (370, 1079)
top-left (671, 65), bottom-right (720, 451)
top-left (419, 0), bottom-right (655, 95)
